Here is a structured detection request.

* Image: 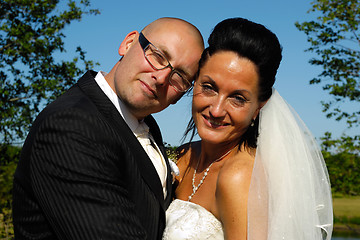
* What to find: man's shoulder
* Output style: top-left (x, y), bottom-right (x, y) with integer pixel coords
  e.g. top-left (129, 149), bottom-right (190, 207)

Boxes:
top-left (30, 71), bottom-right (101, 129)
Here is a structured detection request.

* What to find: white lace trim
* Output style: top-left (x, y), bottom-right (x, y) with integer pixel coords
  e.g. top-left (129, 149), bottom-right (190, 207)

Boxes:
top-left (163, 199), bottom-right (224, 240)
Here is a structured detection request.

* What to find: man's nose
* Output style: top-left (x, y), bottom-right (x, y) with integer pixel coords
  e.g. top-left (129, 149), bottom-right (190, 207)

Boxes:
top-left (152, 67), bottom-right (172, 86)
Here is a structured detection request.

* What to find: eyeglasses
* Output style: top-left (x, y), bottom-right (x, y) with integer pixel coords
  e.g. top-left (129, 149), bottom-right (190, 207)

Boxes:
top-left (138, 32), bottom-right (192, 92)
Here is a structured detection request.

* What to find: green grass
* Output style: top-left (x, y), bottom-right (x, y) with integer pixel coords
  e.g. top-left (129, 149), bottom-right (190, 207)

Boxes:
top-left (332, 196), bottom-right (360, 236)
top-left (333, 196), bottom-right (360, 220)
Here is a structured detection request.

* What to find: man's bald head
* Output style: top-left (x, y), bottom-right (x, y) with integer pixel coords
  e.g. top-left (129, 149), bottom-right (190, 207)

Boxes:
top-left (107, 17), bottom-right (204, 119)
top-left (142, 17), bottom-right (204, 50)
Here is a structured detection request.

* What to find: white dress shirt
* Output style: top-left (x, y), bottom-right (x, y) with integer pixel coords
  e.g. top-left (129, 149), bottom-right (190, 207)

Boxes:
top-left (94, 71), bottom-right (167, 198)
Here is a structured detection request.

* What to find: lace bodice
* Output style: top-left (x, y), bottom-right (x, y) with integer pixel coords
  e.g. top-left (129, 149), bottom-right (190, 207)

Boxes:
top-left (162, 199), bottom-right (224, 240)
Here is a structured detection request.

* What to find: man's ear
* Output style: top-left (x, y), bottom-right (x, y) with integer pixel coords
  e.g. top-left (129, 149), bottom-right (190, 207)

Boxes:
top-left (119, 31), bottom-right (138, 56)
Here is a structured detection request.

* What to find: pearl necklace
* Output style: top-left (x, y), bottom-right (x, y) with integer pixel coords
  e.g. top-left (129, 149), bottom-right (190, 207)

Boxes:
top-left (188, 145), bottom-right (238, 201)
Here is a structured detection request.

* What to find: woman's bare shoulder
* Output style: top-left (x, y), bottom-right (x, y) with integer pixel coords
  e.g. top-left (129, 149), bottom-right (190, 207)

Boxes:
top-left (176, 141), bottom-right (201, 165)
top-left (219, 149), bottom-right (255, 185)
top-left (175, 141), bottom-right (201, 181)
top-left (216, 149), bottom-right (255, 204)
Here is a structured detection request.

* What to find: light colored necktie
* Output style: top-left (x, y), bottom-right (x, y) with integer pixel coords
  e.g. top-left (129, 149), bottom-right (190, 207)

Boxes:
top-left (134, 123), bottom-right (167, 198)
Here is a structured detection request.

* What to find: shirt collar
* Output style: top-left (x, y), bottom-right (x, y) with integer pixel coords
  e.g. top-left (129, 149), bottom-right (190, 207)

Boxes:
top-left (94, 71), bottom-right (141, 132)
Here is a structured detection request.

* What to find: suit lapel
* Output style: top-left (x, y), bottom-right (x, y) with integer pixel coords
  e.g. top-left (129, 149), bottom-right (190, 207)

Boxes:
top-left (145, 117), bottom-right (173, 208)
top-left (77, 71), bottom-right (167, 210)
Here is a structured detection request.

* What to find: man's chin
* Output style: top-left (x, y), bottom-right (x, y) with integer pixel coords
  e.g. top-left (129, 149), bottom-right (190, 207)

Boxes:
top-left (127, 101), bottom-right (165, 117)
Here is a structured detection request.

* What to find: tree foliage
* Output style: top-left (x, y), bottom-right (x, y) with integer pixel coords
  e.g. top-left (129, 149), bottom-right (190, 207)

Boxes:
top-left (0, 145), bottom-right (20, 239)
top-left (321, 132), bottom-right (360, 195)
top-left (0, 1), bottom-right (100, 237)
top-left (295, 0), bottom-right (360, 128)
top-left (0, 0), bottom-right (99, 145)
top-left (323, 154), bottom-right (360, 196)
top-left (321, 131), bottom-right (359, 154)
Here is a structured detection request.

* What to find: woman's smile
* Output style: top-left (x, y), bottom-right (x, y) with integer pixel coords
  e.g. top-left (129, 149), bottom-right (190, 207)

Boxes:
top-left (202, 114), bottom-right (228, 128)
top-left (192, 51), bottom-right (261, 145)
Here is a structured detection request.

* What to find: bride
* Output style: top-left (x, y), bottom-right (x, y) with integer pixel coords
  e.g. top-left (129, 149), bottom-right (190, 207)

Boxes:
top-left (163, 18), bottom-right (333, 240)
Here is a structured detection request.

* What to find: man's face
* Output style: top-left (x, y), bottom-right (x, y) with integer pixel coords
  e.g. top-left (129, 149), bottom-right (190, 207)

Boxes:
top-left (112, 23), bottom-right (203, 120)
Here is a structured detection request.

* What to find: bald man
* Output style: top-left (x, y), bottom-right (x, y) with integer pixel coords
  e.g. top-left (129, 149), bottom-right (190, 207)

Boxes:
top-left (13, 18), bottom-right (204, 240)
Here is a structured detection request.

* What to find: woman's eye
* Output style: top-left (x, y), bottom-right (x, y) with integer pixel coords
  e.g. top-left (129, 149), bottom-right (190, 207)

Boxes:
top-left (201, 83), bottom-right (214, 90)
top-left (200, 83), bottom-right (216, 94)
top-left (231, 95), bottom-right (247, 106)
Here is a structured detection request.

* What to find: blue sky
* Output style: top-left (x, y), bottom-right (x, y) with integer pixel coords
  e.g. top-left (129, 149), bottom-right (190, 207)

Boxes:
top-left (61, 0), bottom-right (356, 146)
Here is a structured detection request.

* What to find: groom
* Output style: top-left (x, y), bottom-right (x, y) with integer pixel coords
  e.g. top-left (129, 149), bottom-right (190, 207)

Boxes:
top-left (12, 17), bottom-right (204, 239)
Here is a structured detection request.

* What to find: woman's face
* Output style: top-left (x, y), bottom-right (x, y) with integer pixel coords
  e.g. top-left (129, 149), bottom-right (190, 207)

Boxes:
top-left (192, 51), bottom-right (263, 145)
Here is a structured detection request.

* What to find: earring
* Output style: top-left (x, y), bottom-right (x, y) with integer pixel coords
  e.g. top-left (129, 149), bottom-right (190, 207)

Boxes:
top-left (250, 119), bottom-right (255, 127)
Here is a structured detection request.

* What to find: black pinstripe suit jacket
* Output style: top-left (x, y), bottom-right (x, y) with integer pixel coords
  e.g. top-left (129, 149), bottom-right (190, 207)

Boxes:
top-left (12, 70), bottom-right (173, 240)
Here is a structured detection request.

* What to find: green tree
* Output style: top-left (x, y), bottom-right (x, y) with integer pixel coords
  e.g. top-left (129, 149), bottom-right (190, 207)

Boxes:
top-left (0, 0), bottom-right (100, 145)
top-left (295, 0), bottom-right (359, 129)
top-left (321, 132), bottom-right (360, 195)
top-left (0, 144), bottom-right (20, 239)
top-left (0, 1), bottom-right (99, 237)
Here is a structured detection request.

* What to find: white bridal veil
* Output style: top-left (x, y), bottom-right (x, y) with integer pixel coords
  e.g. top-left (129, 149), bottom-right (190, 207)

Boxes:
top-left (248, 89), bottom-right (333, 240)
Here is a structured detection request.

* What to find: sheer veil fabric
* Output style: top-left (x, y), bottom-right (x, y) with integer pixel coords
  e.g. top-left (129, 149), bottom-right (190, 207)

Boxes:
top-left (248, 89), bottom-right (333, 240)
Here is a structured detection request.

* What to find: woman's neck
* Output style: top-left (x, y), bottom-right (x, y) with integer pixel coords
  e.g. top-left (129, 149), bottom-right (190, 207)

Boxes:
top-left (197, 141), bottom-right (239, 170)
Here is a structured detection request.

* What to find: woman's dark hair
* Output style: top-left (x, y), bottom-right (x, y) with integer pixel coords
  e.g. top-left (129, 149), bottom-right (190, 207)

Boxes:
top-left (183, 17), bottom-right (282, 148)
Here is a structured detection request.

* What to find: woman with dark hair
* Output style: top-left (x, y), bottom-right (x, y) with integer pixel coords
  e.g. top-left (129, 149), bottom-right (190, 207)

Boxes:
top-left (162, 18), bottom-right (333, 240)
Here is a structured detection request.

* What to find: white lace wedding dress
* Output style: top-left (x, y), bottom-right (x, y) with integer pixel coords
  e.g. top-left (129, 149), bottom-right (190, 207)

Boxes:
top-left (162, 199), bottom-right (224, 240)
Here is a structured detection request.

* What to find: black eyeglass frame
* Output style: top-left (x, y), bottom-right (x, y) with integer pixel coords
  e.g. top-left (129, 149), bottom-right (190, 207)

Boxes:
top-left (138, 32), bottom-right (192, 92)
